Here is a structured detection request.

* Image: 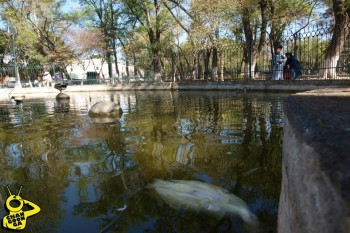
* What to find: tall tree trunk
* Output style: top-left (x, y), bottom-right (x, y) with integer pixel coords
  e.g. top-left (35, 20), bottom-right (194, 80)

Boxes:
top-left (251, 57), bottom-right (257, 78)
top-left (125, 58), bottom-right (130, 77)
top-left (103, 24), bottom-right (113, 82)
top-left (112, 40), bottom-right (120, 78)
top-left (220, 60), bottom-right (224, 81)
top-left (153, 49), bottom-right (161, 78)
top-left (197, 52), bottom-right (202, 80)
top-left (113, 52), bottom-right (119, 78)
top-left (191, 52), bottom-right (197, 80)
top-left (118, 38), bottom-right (130, 77)
top-left (212, 47), bottom-right (218, 80)
top-left (148, 28), bottom-right (162, 81)
top-left (154, 33), bottom-right (162, 80)
top-left (133, 53), bottom-right (137, 76)
top-left (269, 10), bottom-right (285, 51)
top-left (204, 49), bottom-right (211, 80)
top-left (149, 0), bottom-right (163, 81)
top-left (106, 48), bottom-right (113, 81)
top-left (320, 0), bottom-right (349, 79)
top-left (109, 0), bottom-right (119, 78)
top-left (241, 0), bottom-right (268, 80)
top-left (242, 9), bottom-right (251, 80)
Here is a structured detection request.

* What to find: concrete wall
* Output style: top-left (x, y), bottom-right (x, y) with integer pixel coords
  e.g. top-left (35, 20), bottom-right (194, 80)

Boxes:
top-left (3, 80), bottom-right (350, 101)
top-left (174, 80), bottom-right (350, 92)
top-left (279, 89), bottom-right (350, 233)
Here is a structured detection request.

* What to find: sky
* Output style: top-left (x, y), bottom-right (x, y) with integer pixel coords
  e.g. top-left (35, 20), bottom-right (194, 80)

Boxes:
top-left (62, 0), bottom-right (81, 13)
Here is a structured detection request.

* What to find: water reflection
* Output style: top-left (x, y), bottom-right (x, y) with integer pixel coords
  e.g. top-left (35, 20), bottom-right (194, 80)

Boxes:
top-left (56, 99), bottom-right (70, 113)
top-left (0, 91), bottom-right (285, 233)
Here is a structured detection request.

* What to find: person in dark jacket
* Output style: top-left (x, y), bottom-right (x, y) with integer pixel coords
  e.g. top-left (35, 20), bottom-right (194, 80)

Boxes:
top-left (285, 52), bottom-right (302, 79)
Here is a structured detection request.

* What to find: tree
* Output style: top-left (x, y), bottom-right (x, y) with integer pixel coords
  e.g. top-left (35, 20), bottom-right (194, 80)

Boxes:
top-left (2, 0), bottom-right (81, 63)
top-left (0, 30), bottom-right (10, 65)
top-left (163, 0), bottom-right (239, 80)
top-left (67, 28), bottom-right (106, 78)
top-left (166, 0), bottom-right (324, 80)
top-left (0, 0), bottom-right (86, 83)
top-left (79, 0), bottom-right (121, 80)
top-left (238, 0), bottom-right (268, 79)
top-left (122, 0), bottom-right (175, 79)
top-left (320, 0), bottom-right (350, 79)
top-left (189, 0), bottom-right (237, 80)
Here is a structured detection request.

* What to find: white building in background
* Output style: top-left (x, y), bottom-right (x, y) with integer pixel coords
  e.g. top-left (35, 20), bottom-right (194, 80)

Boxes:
top-left (66, 58), bottom-right (135, 80)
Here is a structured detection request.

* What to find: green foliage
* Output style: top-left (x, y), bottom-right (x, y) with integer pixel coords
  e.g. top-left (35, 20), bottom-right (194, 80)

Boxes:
top-left (0, 0), bottom-right (345, 78)
top-left (1, 0), bottom-right (83, 66)
top-left (0, 30), bottom-right (10, 57)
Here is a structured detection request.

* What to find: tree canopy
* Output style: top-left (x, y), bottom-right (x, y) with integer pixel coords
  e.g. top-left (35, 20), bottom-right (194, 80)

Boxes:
top-left (0, 0), bottom-right (347, 79)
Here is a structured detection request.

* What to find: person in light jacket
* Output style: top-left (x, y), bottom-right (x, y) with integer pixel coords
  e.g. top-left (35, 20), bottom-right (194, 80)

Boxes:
top-left (42, 71), bottom-right (52, 87)
top-left (272, 45), bottom-right (285, 80)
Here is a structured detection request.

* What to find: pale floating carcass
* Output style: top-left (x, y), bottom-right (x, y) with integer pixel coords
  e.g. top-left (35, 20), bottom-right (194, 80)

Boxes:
top-left (149, 179), bottom-right (256, 224)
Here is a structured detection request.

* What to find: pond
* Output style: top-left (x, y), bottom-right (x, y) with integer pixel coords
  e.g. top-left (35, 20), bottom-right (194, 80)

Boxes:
top-left (0, 91), bottom-right (285, 233)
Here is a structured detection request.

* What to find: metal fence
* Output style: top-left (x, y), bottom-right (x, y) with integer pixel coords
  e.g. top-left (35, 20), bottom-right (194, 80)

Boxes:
top-left (1, 23), bottom-right (349, 88)
top-left (167, 24), bottom-right (350, 81)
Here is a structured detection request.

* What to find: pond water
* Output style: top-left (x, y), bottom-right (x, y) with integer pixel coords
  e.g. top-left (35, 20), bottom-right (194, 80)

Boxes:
top-left (0, 91), bottom-right (285, 233)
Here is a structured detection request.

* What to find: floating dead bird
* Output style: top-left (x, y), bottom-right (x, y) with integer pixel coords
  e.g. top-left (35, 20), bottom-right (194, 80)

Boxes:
top-left (149, 179), bottom-right (256, 223)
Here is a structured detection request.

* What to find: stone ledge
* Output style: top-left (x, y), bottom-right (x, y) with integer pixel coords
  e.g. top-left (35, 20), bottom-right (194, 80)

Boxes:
top-left (279, 88), bottom-right (350, 233)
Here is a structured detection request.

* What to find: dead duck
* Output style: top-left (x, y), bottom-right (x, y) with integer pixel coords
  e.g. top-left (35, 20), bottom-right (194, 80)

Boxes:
top-left (149, 179), bottom-right (256, 223)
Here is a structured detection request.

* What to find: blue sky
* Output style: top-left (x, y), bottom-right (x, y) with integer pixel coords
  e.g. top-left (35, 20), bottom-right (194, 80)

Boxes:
top-left (62, 0), bottom-right (81, 13)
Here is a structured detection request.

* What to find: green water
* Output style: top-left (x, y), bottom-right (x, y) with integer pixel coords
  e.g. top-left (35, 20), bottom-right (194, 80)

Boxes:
top-left (0, 91), bottom-right (284, 233)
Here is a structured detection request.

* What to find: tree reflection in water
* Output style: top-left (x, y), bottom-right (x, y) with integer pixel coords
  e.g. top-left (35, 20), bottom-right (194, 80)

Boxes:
top-left (0, 91), bottom-right (285, 233)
